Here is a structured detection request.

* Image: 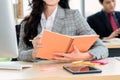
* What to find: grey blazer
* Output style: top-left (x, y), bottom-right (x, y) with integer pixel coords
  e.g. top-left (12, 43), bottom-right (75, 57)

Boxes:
top-left (18, 6), bottom-right (108, 61)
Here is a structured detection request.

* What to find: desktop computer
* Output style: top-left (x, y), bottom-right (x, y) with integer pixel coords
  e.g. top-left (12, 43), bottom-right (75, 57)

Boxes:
top-left (0, 0), bottom-right (28, 70)
top-left (0, 0), bottom-right (18, 58)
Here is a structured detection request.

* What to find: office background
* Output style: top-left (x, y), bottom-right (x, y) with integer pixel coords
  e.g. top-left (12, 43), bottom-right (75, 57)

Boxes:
top-left (0, 1), bottom-right (120, 79)
top-left (11, 0), bottom-right (120, 57)
top-left (12, 0), bottom-right (120, 24)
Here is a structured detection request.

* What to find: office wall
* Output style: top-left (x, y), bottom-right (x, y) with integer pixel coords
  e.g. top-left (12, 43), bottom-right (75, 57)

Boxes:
top-left (85, 0), bottom-right (120, 17)
top-left (22, 0), bottom-right (83, 17)
top-left (23, 0), bottom-right (31, 17)
top-left (69, 0), bottom-right (82, 14)
top-left (22, 0), bottom-right (120, 18)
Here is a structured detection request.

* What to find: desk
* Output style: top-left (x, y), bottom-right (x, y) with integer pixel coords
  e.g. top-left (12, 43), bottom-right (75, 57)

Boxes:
top-left (104, 42), bottom-right (120, 48)
top-left (103, 39), bottom-right (120, 57)
top-left (0, 58), bottom-right (120, 80)
top-left (103, 38), bottom-right (120, 48)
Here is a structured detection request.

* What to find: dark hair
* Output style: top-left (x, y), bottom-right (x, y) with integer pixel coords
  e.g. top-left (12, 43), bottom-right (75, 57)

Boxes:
top-left (23, 0), bottom-right (70, 47)
top-left (99, 0), bottom-right (104, 3)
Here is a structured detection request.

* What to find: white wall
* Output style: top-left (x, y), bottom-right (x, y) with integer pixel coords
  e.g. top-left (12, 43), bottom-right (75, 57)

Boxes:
top-left (22, 0), bottom-right (120, 17)
top-left (85, 0), bottom-right (120, 17)
top-left (116, 0), bottom-right (120, 11)
top-left (69, 0), bottom-right (82, 14)
top-left (23, 0), bottom-right (31, 17)
top-left (22, 0), bottom-right (83, 17)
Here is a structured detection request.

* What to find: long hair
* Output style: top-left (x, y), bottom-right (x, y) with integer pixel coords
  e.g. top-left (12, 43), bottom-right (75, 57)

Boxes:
top-left (99, 0), bottom-right (104, 4)
top-left (23, 0), bottom-right (70, 47)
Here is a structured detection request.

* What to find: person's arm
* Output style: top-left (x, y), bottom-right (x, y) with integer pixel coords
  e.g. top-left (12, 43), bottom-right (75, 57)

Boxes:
top-left (17, 21), bottom-right (36, 61)
top-left (52, 46), bottom-right (94, 63)
top-left (52, 10), bottom-right (109, 62)
top-left (74, 10), bottom-right (109, 59)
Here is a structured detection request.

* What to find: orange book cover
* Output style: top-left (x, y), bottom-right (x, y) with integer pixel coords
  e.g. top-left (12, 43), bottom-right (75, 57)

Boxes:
top-left (36, 30), bottom-right (99, 60)
top-left (68, 35), bottom-right (99, 53)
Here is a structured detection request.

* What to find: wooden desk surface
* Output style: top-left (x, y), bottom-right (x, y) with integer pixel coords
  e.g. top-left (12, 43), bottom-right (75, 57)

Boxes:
top-left (104, 42), bottom-right (120, 48)
top-left (0, 58), bottom-right (120, 80)
top-left (103, 38), bottom-right (120, 48)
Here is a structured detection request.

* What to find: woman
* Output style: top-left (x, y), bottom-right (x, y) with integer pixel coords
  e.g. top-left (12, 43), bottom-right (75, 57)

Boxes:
top-left (18, 0), bottom-right (108, 62)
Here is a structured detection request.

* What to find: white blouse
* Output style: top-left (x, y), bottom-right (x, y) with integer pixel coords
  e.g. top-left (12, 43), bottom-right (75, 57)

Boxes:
top-left (40, 6), bottom-right (58, 34)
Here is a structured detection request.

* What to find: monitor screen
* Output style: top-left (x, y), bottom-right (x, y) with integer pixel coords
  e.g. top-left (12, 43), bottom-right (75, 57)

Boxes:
top-left (0, 0), bottom-right (18, 58)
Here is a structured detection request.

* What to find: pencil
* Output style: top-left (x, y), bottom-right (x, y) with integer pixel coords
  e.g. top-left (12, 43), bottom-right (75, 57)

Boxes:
top-left (29, 40), bottom-right (33, 42)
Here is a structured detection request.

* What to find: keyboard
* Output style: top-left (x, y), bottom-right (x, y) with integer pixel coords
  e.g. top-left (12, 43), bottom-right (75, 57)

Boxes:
top-left (0, 62), bottom-right (32, 70)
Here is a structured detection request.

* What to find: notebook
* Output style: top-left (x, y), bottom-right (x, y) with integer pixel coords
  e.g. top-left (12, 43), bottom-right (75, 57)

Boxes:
top-left (36, 30), bottom-right (99, 60)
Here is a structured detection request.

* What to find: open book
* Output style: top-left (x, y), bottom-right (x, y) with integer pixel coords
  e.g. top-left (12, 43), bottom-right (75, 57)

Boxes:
top-left (36, 30), bottom-right (99, 60)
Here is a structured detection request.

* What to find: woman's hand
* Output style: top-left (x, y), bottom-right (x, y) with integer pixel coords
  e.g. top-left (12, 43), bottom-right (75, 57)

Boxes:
top-left (32, 35), bottom-right (42, 49)
top-left (31, 35), bottom-right (42, 59)
top-left (51, 46), bottom-right (93, 63)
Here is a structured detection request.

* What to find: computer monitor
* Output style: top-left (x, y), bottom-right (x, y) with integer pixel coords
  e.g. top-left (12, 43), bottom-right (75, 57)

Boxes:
top-left (0, 0), bottom-right (18, 58)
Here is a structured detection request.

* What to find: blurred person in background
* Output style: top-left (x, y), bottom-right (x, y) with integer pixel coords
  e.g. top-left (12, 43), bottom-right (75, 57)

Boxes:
top-left (87, 0), bottom-right (120, 40)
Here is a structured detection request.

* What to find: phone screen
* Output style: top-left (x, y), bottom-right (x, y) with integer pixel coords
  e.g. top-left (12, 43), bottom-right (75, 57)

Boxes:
top-left (63, 65), bottom-right (102, 74)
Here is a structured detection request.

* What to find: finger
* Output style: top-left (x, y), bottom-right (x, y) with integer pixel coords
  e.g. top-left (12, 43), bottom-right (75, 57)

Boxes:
top-left (36, 35), bottom-right (42, 45)
top-left (52, 56), bottom-right (70, 62)
top-left (32, 40), bottom-right (40, 48)
top-left (62, 53), bottom-right (71, 57)
top-left (53, 52), bottom-right (73, 59)
top-left (51, 59), bottom-right (64, 63)
top-left (36, 35), bottom-right (42, 39)
top-left (32, 40), bottom-right (36, 47)
top-left (33, 36), bottom-right (38, 40)
top-left (118, 28), bottom-right (120, 31)
top-left (50, 59), bottom-right (60, 63)
top-left (33, 36), bottom-right (42, 47)
top-left (73, 46), bottom-right (80, 53)
top-left (33, 35), bottom-right (41, 41)
top-left (115, 28), bottom-right (120, 31)
top-left (53, 52), bottom-right (65, 57)
top-left (117, 29), bottom-right (120, 33)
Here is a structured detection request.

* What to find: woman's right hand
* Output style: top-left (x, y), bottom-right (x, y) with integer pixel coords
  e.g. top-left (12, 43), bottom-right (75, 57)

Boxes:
top-left (31, 35), bottom-right (42, 59)
top-left (32, 35), bottom-right (41, 49)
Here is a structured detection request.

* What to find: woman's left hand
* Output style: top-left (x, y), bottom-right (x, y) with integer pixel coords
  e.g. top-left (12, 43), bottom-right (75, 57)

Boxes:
top-left (51, 46), bottom-right (93, 63)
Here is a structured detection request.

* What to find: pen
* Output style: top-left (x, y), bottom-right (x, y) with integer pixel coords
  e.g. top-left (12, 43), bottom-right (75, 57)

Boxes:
top-left (29, 40), bottom-right (33, 42)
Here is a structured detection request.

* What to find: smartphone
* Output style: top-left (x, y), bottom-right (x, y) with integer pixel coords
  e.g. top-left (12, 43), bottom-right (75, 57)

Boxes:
top-left (63, 65), bottom-right (102, 74)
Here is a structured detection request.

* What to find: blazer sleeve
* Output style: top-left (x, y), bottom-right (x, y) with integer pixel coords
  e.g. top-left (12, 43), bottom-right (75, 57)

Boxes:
top-left (73, 10), bottom-right (109, 59)
top-left (17, 21), bottom-right (34, 61)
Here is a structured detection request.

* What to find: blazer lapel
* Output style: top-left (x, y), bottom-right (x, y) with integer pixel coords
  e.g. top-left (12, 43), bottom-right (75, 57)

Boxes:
top-left (51, 6), bottom-right (65, 34)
